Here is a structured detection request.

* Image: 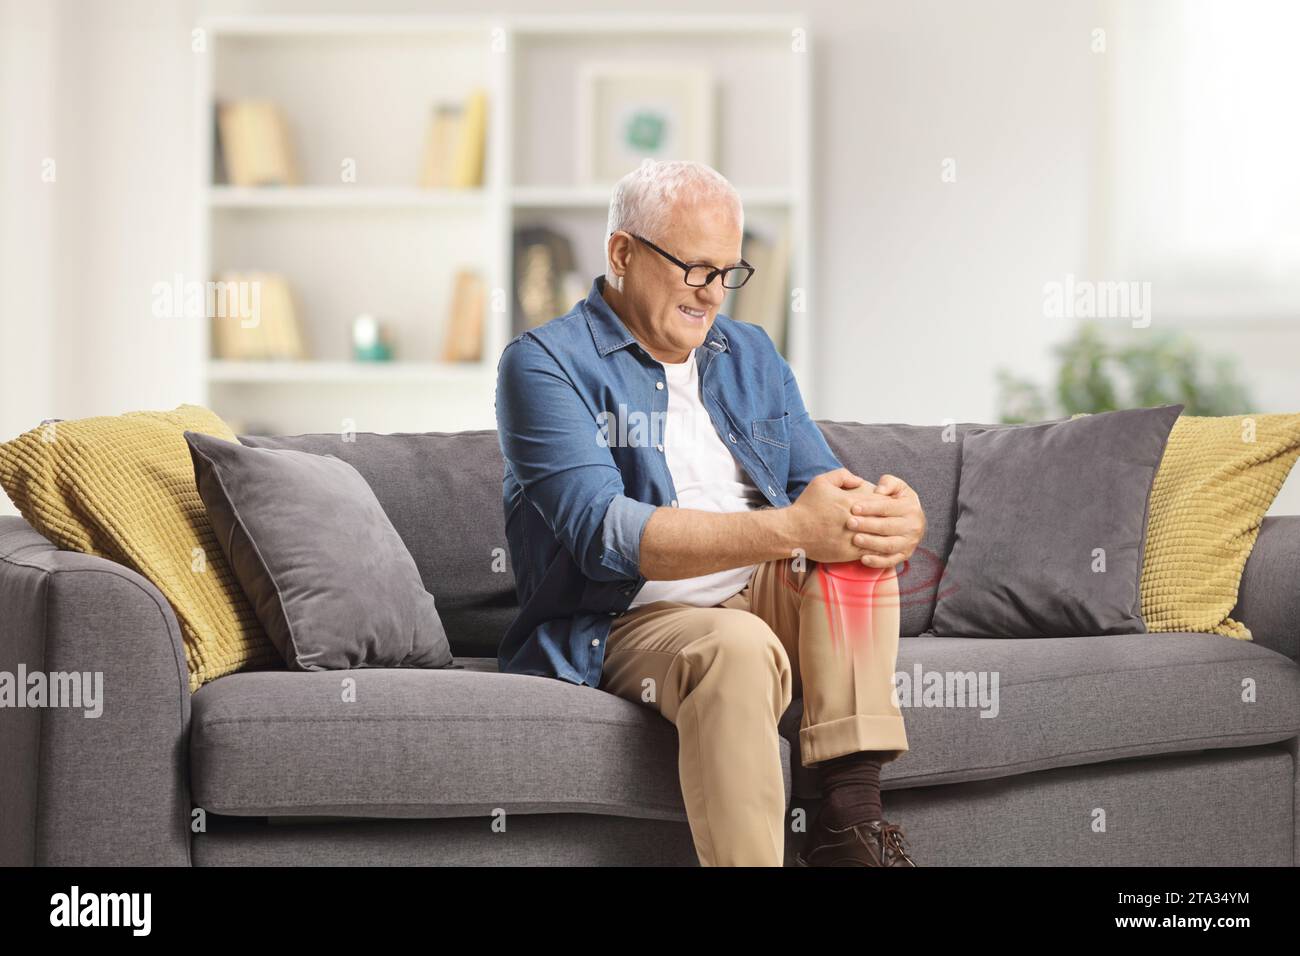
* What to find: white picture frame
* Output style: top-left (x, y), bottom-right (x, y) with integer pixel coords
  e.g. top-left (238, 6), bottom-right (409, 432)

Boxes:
top-left (577, 61), bottom-right (715, 186)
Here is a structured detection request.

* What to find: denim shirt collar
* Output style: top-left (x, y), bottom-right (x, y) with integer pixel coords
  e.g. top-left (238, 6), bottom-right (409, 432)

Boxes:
top-left (583, 275), bottom-right (729, 359)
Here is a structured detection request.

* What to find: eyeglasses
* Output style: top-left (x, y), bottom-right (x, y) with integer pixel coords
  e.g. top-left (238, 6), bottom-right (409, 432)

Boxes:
top-left (630, 234), bottom-right (756, 289)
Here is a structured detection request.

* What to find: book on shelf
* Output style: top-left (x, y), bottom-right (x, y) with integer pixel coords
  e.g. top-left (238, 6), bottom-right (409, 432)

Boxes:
top-left (420, 105), bottom-right (462, 189)
top-left (215, 101), bottom-right (300, 187)
top-left (419, 89), bottom-right (488, 189)
top-left (441, 269), bottom-right (486, 362)
top-left (724, 226), bottom-right (791, 356)
top-left (210, 272), bottom-right (307, 361)
top-left (453, 90), bottom-right (488, 188)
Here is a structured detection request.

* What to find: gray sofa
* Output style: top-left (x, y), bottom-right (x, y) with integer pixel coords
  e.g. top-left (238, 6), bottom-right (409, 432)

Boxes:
top-left (2, 422), bottom-right (1298, 866)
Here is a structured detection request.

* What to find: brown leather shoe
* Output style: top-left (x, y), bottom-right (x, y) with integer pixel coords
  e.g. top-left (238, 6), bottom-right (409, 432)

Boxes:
top-left (796, 817), bottom-right (917, 867)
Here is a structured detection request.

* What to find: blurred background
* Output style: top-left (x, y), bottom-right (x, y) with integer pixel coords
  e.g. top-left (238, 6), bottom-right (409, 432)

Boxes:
top-left (3, 0), bottom-right (1299, 515)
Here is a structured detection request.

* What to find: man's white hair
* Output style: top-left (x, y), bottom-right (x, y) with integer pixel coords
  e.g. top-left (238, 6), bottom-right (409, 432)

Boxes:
top-left (605, 159), bottom-right (743, 287)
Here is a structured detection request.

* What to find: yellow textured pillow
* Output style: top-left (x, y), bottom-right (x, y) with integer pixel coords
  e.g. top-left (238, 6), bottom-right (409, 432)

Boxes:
top-left (1141, 413), bottom-right (1300, 639)
top-left (0, 404), bottom-right (278, 691)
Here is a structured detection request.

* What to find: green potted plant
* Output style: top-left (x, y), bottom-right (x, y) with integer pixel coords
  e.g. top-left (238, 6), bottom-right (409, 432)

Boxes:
top-left (996, 321), bottom-right (1254, 423)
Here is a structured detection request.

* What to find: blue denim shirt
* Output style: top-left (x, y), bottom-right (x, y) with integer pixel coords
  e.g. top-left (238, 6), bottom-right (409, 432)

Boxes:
top-left (494, 275), bottom-right (844, 685)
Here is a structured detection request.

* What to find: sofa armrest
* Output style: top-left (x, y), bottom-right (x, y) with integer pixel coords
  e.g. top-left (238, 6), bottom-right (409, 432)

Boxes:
top-left (1231, 515), bottom-right (1300, 664)
top-left (0, 516), bottom-right (191, 865)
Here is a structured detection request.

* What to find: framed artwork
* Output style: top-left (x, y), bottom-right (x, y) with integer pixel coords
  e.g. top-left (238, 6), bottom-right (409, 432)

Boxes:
top-left (578, 62), bottom-right (715, 185)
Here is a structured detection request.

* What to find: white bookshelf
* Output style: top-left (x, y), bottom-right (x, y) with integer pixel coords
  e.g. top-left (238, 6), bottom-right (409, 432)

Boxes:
top-left (207, 186), bottom-right (490, 210)
top-left (206, 359), bottom-right (491, 384)
top-left (195, 14), bottom-right (813, 436)
top-left (510, 185), bottom-right (798, 209)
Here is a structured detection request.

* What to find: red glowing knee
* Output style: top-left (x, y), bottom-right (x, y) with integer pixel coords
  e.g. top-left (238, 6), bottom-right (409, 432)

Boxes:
top-left (814, 561), bottom-right (890, 656)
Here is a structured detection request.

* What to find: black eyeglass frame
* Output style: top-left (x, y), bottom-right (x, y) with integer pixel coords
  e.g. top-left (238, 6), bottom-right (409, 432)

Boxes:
top-left (628, 233), bottom-right (756, 289)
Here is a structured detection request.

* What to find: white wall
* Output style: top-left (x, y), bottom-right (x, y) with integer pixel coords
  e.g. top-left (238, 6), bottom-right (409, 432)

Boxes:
top-left (812, 0), bottom-right (1105, 426)
top-left (1, 0), bottom-right (204, 428)
top-left (0, 0), bottom-right (58, 459)
top-left (52, 0), bottom-right (206, 421)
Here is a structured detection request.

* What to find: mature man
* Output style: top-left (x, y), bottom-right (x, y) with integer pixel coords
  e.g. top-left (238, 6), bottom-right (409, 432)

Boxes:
top-left (494, 160), bottom-right (926, 867)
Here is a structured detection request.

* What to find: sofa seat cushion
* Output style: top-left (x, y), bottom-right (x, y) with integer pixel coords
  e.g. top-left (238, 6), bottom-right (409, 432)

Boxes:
top-left (782, 633), bottom-right (1300, 798)
top-left (191, 658), bottom-right (792, 821)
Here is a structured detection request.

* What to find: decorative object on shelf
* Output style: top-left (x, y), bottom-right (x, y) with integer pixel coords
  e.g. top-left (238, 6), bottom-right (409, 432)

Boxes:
top-left (419, 89), bottom-right (488, 188)
top-left (994, 320), bottom-right (1255, 423)
top-left (513, 224), bottom-right (580, 331)
top-left (442, 270), bottom-right (486, 362)
top-left (578, 63), bottom-right (714, 186)
top-left (215, 100), bottom-right (299, 187)
top-left (351, 314), bottom-right (393, 362)
top-left (723, 225), bottom-right (790, 356)
top-left (210, 108), bottom-right (228, 185)
top-left (210, 272), bottom-right (306, 361)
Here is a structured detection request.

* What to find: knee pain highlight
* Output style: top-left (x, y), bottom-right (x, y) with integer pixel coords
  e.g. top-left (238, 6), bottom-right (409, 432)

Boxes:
top-left (814, 561), bottom-right (895, 657)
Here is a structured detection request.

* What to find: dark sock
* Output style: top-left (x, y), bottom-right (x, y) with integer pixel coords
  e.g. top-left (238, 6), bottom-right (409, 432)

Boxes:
top-left (817, 750), bottom-right (884, 829)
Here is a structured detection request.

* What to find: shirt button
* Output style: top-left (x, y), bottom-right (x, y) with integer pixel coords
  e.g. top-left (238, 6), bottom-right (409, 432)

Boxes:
top-left (671, 499), bottom-right (678, 507)
top-left (767, 485), bottom-right (776, 497)
top-left (592, 638), bottom-right (601, 645)
top-left (728, 433), bottom-right (737, 443)
top-left (656, 443), bottom-right (664, 452)
top-left (655, 381), bottom-right (664, 390)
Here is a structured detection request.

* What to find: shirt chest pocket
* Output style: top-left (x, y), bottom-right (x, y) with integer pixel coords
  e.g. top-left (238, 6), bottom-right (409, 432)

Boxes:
top-left (750, 413), bottom-right (790, 485)
top-left (751, 413), bottom-right (790, 448)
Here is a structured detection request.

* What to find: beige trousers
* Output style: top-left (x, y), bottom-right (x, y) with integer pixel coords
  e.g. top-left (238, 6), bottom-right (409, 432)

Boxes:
top-left (598, 556), bottom-right (909, 866)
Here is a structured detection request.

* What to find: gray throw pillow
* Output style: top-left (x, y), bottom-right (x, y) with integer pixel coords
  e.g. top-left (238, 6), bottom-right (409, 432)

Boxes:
top-left (923, 404), bottom-right (1183, 638)
top-left (185, 430), bottom-right (453, 671)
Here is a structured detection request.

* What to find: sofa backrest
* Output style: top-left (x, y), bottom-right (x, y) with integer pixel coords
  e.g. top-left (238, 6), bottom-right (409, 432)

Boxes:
top-left (240, 421), bottom-right (1005, 655)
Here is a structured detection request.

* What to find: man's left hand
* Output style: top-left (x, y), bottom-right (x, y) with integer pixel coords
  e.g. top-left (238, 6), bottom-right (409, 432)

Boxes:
top-left (845, 474), bottom-right (926, 567)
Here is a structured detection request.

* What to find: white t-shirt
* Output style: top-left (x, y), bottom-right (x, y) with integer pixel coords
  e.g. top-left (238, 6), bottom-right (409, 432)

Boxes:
top-left (628, 348), bottom-right (766, 609)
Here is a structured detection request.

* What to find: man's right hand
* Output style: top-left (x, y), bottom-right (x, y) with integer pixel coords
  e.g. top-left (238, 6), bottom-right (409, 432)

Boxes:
top-left (784, 468), bottom-right (881, 564)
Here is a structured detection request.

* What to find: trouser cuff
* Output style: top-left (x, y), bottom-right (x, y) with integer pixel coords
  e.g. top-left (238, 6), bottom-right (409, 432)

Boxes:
top-left (800, 714), bottom-right (908, 768)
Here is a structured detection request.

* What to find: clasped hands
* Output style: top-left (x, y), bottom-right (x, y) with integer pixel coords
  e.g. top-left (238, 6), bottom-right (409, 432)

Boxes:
top-left (788, 467), bottom-right (926, 568)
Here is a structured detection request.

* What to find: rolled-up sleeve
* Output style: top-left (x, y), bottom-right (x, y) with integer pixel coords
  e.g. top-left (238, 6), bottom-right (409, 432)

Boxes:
top-left (495, 335), bottom-right (656, 581)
